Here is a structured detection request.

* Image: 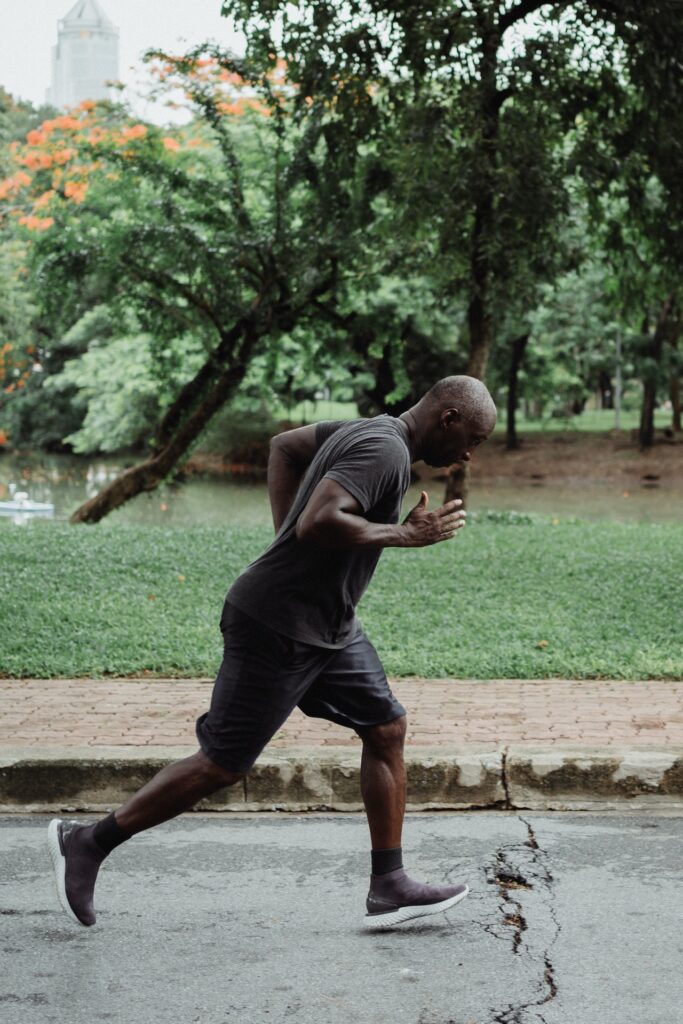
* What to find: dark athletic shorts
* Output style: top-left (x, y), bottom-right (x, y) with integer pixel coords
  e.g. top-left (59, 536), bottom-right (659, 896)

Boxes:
top-left (195, 601), bottom-right (407, 773)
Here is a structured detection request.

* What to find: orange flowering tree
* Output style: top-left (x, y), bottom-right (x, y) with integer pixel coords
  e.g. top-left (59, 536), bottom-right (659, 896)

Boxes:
top-left (0, 240), bottom-right (36, 424)
top-left (0, 46), bottom-right (378, 521)
top-left (0, 90), bottom-right (55, 447)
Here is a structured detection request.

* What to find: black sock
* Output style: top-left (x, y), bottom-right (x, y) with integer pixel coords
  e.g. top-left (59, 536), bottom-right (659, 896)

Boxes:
top-left (371, 846), bottom-right (403, 875)
top-left (92, 811), bottom-right (130, 856)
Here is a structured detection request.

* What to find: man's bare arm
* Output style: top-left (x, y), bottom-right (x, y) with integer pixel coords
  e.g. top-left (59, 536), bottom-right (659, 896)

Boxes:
top-left (296, 479), bottom-right (466, 549)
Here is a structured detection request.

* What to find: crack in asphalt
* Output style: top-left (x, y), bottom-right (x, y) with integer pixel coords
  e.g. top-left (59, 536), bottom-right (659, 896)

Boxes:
top-left (417, 819), bottom-right (560, 1023)
top-left (501, 748), bottom-right (512, 809)
top-left (485, 816), bottom-right (561, 1024)
top-left (488, 843), bottom-right (530, 956)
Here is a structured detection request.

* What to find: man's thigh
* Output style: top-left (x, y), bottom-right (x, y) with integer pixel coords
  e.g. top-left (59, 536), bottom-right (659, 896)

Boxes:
top-left (296, 627), bottom-right (407, 731)
top-left (195, 604), bottom-right (332, 773)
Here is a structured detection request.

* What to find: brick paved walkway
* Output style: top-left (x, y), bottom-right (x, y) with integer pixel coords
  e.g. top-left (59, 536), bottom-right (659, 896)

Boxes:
top-left (2, 678), bottom-right (682, 749)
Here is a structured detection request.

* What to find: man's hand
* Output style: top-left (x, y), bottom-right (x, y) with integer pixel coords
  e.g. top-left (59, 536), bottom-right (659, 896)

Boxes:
top-left (399, 491), bottom-right (466, 547)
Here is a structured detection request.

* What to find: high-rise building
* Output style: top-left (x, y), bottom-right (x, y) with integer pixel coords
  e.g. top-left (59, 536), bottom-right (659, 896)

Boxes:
top-left (46, 0), bottom-right (119, 109)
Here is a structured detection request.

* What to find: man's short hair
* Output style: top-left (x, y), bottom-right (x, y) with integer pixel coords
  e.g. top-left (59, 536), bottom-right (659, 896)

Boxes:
top-left (422, 375), bottom-right (497, 428)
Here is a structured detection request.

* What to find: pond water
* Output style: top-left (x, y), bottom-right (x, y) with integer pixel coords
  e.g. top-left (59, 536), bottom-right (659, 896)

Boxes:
top-left (0, 451), bottom-right (680, 527)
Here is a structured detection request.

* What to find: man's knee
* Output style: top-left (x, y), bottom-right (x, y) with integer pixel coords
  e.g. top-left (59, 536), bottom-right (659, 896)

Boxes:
top-left (357, 715), bottom-right (407, 756)
top-left (194, 748), bottom-right (246, 788)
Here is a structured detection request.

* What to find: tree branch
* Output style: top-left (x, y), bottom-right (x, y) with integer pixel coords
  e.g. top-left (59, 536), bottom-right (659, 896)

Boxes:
top-left (498, 0), bottom-right (557, 35)
top-left (153, 278), bottom-right (287, 448)
top-left (127, 260), bottom-right (226, 337)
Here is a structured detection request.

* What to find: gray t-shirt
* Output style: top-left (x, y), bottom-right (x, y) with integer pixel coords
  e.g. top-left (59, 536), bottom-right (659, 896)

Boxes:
top-left (226, 414), bottom-right (412, 648)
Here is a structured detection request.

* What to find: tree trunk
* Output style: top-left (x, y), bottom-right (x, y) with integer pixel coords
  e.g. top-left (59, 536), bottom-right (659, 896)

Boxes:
top-left (355, 335), bottom-right (401, 417)
top-left (444, 462), bottom-right (468, 506)
top-left (639, 294), bottom-right (674, 450)
top-left (465, 25), bottom-right (500, 382)
top-left (466, 291), bottom-right (492, 381)
top-left (152, 316), bottom-right (248, 449)
top-left (506, 332), bottom-right (530, 450)
top-left (598, 369), bottom-right (613, 409)
top-left (669, 314), bottom-right (681, 432)
top-left (446, 19), bottom-right (500, 506)
top-left (672, 374), bottom-right (682, 432)
top-left (640, 382), bottom-right (657, 449)
top-left (70, 324), bottom-right (261, 523)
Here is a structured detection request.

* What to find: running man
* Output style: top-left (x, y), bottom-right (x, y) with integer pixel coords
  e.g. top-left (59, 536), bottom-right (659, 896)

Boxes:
top-left (48, 374), bottom-right (496, 930)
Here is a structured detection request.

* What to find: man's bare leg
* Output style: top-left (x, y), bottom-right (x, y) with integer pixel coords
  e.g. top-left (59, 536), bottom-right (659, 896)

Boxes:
top-left (115, 749), bottom-right (244, 834)
top-left (48, 750), bottom-right (244, 926)
top-left (358, 716), bottom-right (407, 850)
top-left (357, 715), bottom-right (469, 929)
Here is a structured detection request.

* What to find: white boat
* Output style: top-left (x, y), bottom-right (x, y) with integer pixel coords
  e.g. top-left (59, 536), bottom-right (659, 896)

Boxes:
top-left (0, 489), bottom-right (54, 515)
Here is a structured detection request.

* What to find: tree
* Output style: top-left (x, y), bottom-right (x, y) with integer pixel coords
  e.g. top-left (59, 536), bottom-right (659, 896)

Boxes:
top-left (574, 166), bottom-right (683, 451)
top-left (220, 0), bottom-right (683, 501)
top-left (568, 1), bottom-right (683, 448)
top-left (0, 90), bottom-right (60, 449)
top-left (1, 49), bottom-right (380, 521)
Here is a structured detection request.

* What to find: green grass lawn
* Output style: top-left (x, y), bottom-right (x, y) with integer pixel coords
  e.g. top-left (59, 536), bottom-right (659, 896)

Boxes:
top-left (497, 406), bottom-right (672, 434)
top-left (271, 399), bottom-right (359, 423)
top-left (274, 399), bottom-right (672, 435)
top-left (1, 515), bottom-right (680, 679)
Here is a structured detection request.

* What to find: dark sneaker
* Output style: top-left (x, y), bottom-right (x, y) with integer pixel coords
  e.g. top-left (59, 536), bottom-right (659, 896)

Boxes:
top-left (47, 819), bottom-right (105, 927)
top-left (364, 867), bottom-right (469, 930)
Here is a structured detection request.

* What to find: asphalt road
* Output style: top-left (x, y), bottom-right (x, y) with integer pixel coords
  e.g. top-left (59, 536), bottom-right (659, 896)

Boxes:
top-left (1, 812), bottom-right (681, 1024)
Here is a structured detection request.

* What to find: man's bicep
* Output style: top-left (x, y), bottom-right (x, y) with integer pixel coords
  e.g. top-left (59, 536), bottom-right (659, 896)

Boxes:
top-left (319, 441), bottom-right (405, 514)
top-left (296, 478), bottom-right (363, 539)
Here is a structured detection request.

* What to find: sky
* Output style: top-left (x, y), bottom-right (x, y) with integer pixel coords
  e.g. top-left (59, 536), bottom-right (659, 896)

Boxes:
top-left (1, 0), bottom-right (246, 119)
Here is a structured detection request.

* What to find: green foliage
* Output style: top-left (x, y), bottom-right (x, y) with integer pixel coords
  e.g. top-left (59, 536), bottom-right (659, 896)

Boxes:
top-left (570, 4), bottom-right (683, 360)
top-left (43, 330), bottom-right (205, 454)
top-left (188, 400), bottom-right (281, 458)
top-left (3, 4), bottom-right (683, 459)
top-left (0, 238), bottom-right (37, 355)
top-left (220, 0), bottom-right (683, 402)
top-left (5, 51), bottom-right (438, 459)
top-left (0, 517), bottom-right (681, 679)
top-left (522, 259), bottom-right (622, 415)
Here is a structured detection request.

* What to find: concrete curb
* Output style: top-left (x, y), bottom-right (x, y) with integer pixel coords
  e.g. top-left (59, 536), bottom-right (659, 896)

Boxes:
top-left (505, 746), bottom-right (683, 810)
top-left (3, 745), bottom-right (683, 813)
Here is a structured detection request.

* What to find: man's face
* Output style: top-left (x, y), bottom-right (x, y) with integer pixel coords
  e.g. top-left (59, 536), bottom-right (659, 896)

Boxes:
top-left (422, 408), bottom-right (495, 468)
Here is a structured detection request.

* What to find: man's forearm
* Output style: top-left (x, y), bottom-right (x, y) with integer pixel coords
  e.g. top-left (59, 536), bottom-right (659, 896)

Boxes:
top-left (297, 510), bottom-right (406, 550)
top-left (268, 442), bottom-right (307, 533)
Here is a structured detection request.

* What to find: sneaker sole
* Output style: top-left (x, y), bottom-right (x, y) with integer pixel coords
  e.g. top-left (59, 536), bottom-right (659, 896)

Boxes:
top-left (363, 885), bottom-right (469, 930)
top-left (47, 818), bottom-right (86, 927)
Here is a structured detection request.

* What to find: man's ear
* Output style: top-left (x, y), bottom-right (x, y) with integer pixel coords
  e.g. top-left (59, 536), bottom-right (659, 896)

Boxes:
top-left (442, 407), bottom-right (461, 427)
